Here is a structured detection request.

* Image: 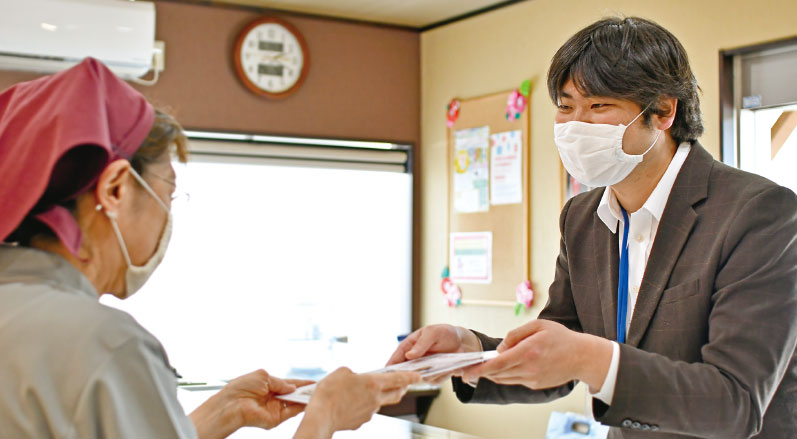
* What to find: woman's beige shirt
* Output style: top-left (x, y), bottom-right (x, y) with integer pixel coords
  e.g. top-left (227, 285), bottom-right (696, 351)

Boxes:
top-left (0, 245), bottom-right (196, 438)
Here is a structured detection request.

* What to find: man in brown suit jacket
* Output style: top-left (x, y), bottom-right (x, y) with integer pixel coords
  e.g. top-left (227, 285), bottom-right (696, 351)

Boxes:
top-left (388, 17), bottom-right (797, 438)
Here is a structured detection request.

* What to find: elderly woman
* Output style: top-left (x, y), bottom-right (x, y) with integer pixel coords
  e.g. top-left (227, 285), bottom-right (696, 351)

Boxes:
top-left (0, 58), bottom-right (419, 439)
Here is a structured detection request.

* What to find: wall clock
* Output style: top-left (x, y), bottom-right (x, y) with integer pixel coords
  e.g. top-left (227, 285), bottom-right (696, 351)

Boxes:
top-left (233, 17), bottom-right (309, 98)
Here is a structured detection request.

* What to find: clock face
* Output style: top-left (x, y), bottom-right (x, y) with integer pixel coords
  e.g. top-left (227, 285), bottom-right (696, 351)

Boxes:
top-left (234, 18), bottom-right (309, 98)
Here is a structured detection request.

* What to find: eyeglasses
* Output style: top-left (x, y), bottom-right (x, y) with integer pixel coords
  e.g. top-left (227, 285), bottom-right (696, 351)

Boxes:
top-left (171, 190), bottom-right (191, 203)
top-left (144, 170), bottom-right (176, 188)
top-left (143, 170), bottom-right (190, 204)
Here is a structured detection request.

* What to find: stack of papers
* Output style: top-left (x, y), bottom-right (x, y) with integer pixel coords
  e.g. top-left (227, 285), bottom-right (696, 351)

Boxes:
top-left (277, 351), bottom-right (498, 405)
top-left (369, 351), bottom-right (499, 377)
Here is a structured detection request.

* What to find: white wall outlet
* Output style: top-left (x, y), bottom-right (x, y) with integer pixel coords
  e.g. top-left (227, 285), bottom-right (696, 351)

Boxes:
top-left (153, 40), bottom-right (165, 72)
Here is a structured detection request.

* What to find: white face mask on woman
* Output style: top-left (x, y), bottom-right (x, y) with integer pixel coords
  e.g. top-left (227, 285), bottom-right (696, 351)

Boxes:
top-left (101, 167), bottom-right (172, 298)
top-left (554, 106), bottom-right (661, 187)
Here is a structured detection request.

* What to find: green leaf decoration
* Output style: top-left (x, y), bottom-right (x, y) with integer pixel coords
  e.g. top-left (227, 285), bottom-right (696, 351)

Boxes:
top-left (519, 79), bottom-right (531, 97)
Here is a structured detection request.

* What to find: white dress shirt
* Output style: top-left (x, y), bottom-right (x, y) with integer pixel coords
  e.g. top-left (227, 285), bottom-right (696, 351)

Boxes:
top-left (590, 142), bottom-right (691, 405)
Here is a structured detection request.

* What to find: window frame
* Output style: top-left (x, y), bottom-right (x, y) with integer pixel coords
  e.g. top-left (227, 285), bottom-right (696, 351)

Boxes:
top-left (719, 36), bottom-right (797, 167)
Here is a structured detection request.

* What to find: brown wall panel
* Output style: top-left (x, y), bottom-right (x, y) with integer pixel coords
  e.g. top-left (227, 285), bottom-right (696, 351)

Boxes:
top-left (0, 1), bottom-right (420, 145)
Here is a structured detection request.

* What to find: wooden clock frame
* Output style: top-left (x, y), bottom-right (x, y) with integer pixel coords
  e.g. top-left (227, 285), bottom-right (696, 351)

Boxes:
top-left (233, 16), bottom-right (310, 99)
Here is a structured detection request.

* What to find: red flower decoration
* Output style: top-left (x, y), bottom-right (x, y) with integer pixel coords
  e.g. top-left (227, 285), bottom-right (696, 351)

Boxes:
top-left (446, 99), bottom-right (461, 127)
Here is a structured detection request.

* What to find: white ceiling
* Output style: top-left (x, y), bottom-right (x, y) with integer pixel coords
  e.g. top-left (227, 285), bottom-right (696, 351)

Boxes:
top-left (200, 0), bottom-right (517, 28)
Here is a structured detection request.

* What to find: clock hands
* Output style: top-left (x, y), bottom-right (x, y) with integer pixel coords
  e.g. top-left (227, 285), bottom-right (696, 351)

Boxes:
top-left (274, 53), bottom-right (296, 63)
top-left (248, 52), bottom-right (297, 64)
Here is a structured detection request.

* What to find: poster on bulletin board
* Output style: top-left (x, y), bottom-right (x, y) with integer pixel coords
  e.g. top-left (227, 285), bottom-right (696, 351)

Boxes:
top-left (449, 231), bottom-right (492, 284)
top-left (490, 130), bottom-right (523, 205)
top-left (561, 167), bottom-right (595, 205)
top-left (453, 126), bottom-right (490, 213)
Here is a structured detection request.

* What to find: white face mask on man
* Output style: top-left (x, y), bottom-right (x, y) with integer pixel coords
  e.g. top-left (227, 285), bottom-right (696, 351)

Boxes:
top-left (100, 167), bottom-right (172, 298)
top-left (554, 106), bottom-right (662, 187)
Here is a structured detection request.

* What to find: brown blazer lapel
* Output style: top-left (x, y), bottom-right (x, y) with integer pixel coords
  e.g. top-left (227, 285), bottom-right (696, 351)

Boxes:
top-left (594, 210), bottom-right (620, 340)
top-left (625, 143), bottom-right (712, 347)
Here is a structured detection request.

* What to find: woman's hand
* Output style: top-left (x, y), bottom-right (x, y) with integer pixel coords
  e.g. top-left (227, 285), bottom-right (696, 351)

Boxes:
top-left (294, 367), bottom-right (421, 439)
top-left (225, 370), bottom-right (311, 430)
top-left (190, 369), bottom-right (309, 439)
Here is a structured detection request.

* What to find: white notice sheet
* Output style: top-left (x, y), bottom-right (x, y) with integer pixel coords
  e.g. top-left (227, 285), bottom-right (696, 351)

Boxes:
top-left (449, 231), bottom-right (492, 284)
top-left (490, 130), bottom-right (523, 205)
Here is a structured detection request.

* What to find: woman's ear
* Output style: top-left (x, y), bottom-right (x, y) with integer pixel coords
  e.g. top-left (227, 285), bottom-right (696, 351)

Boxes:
top-left (654, 96), bottom-right (678, 131)
top-left (94, 159), bottom-right (132, 215)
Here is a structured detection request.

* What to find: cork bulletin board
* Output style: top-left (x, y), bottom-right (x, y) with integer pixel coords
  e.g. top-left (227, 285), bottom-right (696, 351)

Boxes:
top-left (446, 89), bottom-right (530, 306)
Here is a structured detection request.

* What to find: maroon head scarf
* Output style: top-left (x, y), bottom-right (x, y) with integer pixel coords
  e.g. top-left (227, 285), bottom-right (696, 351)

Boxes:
top-left (0, 58), bottom-right (154, 255)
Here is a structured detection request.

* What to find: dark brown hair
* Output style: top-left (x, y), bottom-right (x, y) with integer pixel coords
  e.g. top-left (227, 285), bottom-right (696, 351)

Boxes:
top-left (547, 16), bottom-right (704, 145)
top-left (8, 109), bottom-right (188, 246)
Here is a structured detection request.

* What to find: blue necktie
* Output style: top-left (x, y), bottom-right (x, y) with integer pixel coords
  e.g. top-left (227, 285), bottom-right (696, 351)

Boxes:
top-left (617, 207), bottom-right (630, 344)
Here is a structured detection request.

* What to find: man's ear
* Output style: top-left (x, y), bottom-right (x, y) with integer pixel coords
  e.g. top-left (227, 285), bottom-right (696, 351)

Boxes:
top-left (95, 159), bottom-right (132, 215)
top-left (654, 96), bottom-right (678, 131)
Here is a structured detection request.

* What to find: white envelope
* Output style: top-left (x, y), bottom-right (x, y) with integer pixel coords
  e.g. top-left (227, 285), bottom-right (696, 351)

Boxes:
top-left (277, 350), bottom-right (498, 405)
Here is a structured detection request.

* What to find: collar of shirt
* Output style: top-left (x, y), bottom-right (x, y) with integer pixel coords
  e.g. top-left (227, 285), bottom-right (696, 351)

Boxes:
top-left (597, 142), bottom-right (692, 233)
top-left (0, 245), bottom-right (99, 299)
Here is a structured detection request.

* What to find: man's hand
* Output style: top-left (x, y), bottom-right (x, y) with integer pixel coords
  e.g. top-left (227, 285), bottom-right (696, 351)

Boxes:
top-left (462, 320), bottom-right (613, 391)
top-left (386, 324), bottom-right (481, 366)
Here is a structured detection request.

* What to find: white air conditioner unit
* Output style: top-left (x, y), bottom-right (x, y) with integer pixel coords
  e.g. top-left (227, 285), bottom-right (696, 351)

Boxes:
top-left (0, 0), bottom-right (155, 79)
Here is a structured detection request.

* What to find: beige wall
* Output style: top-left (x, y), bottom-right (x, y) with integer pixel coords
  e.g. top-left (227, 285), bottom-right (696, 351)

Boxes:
top-left (419, 0), bottom-right (797, 437)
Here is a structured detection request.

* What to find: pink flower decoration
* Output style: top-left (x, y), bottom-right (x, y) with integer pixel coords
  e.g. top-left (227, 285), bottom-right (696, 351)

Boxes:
top-left (505, 90), bottom-right (527, 120)
top-left (441, 277), bottom-right (462, 307)
top-left (516, 280), bottom-right (533, 309)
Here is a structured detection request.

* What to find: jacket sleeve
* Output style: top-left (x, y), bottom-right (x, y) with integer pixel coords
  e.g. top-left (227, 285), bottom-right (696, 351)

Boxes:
top-left (452, 197), bottom-right (580, 404)
top-left (595, 185), bottom-right (797, 437)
